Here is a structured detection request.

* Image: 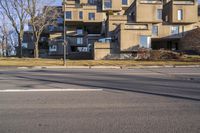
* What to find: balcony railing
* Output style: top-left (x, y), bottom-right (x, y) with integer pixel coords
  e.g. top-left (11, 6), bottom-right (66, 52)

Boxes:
top-left (173, 0), bottom-right (194, 5)
top-left (140, 0), bottom-right (162, 4)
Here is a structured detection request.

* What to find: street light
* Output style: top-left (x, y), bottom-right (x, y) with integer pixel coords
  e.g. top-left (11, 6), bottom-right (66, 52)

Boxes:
top-left (63, 0), bottom-right (67, 66)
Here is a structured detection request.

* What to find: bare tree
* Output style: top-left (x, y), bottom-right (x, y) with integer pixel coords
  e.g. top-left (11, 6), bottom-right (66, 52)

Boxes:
top-left (0, 18), bottom-right (18, 56)
top-left (0, 12), bottom-right (13, 56)
top-left (0, 24), bottom-right (8, 56)
top-left (25, 0), bottom-right (60, 58)
top-left (0, 0), bottom-right (28, 58)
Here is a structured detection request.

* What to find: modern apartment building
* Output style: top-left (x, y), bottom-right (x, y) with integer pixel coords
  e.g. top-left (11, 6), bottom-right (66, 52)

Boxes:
top-left (24, 0), bottom-right (199, 59)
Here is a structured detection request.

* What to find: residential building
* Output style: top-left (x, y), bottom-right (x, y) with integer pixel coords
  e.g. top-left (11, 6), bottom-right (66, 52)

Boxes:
top-left (22, 6), bottom-right (63, 58)
top-left (23, 0), bottom-right (200, 59)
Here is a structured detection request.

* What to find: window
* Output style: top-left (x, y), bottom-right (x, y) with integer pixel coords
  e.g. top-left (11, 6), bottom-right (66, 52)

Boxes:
top-left (157, 9), bottom-right (162, 20)
top-left (88, 13), bottom-right (95, 20)
top-left (104, 0), bottom-right (112, 9)
top-left (49, 45), bottom-right (57, 52)
top-left (79, 11), bottom-right (83, 19)
top-left (65, 11), bottom-right (72, 19)
top-left (77, 38), bottom-right (83, 45)
top-left (57, 26), bottom-right (64, 31)
top-left (152, 25), bottom-right (158, 36)
top-left (40, 37), bottom-right (47, 42)
top-left (77, 29), bottom-right (83, 35)
top-left (171, 26), bottom-right (179, 35)
top-left (178, 9), bottom-right (183, 21)
top-left (22, 43), bottom-right (28, 48)
top-left (77, 47), bottom-right (88, 52)
top-left (57, 17), bottom-right (63, 24)
top-left (48, 25), bottom-right (55, 31)
top-left (165, 15), bottom-right (168, 22)
top-left (140, 36), bottom-right (151, 48)
top-left (122, 0), bottom-right (128, 5)
top-left (88, 0), bottom-right (95, 4)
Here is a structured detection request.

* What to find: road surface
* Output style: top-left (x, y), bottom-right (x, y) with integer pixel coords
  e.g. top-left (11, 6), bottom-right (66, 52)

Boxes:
top-left (0, 67), bottom-right (200, 133)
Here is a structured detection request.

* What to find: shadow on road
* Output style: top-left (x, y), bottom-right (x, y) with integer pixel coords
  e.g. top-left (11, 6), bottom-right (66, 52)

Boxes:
top-left (11, 70), bottom-right (200, 102)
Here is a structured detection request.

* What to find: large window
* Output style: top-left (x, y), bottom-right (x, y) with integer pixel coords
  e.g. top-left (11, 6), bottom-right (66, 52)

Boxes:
top-left (65, 11), bottom-right (72, 19)
top-left (79, 11), bottom-right (83, 20)
top-left (140, 36), bottom-right (151, 48)
top-left (77, 38), bottom-right (83, 45)
top-left (122, 0), bottom-right (128, 5)
top-left (104, 0), bottom-right (112, 9)
top-left (157, 9), bottom-right (162, 20)
top-left (88, 13), bottom-right (95, 20)
top-left (152, 25), bottom-right (158, 36)
top-left (171, 26), bottom-right (179, 35)
top-left (177, 9), bottom-right (183, 21)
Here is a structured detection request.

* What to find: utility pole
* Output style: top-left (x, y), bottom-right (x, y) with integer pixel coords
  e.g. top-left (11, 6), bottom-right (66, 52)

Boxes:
top-left (63, 0), bottom-right (67, 66)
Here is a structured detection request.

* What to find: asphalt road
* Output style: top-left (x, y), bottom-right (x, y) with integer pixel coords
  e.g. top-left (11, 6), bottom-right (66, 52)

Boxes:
top-left (0, 67), bottom-right (200, 133)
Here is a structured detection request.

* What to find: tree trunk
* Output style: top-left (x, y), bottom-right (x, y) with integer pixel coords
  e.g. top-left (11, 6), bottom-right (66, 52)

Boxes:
top-left (18, 36), bottom-right (22, 58)
top-left (5, 37), bottom-right (8, 57)
top-left (34, 42), bottom-right (39, 58)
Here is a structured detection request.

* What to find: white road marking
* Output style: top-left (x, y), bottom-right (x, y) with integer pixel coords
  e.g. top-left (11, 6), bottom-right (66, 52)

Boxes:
top-left (0, 89), bottom-right (103, 93)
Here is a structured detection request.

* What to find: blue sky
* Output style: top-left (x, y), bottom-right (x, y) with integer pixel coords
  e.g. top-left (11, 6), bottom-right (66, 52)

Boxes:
top-left (52, 0), bottom-right (200, 5)
top-left (54, 0), bottom-right (62, 5)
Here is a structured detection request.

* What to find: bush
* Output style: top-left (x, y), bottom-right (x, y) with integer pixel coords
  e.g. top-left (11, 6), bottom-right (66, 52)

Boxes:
top-left (136, 48), bottom-right (181, 60)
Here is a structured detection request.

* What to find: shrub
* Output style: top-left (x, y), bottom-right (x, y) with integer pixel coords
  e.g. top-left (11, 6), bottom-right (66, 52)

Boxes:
top-left (136, 48), bottom-right (181, 60)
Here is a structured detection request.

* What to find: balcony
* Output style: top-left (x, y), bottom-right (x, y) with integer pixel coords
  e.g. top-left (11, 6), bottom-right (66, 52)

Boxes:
top-left (140, 0), bottom-right (162, 4)
top-left (173, 0), bottom-right (195, 5)
top-left (123, 23), bottom-right (149, 30)
top-left (108, 15), bottom-right (127, 21)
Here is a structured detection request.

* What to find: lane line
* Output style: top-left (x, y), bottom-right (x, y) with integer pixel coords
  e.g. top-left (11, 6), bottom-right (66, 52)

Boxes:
top-left (0, 89), bottom-right (103, 93)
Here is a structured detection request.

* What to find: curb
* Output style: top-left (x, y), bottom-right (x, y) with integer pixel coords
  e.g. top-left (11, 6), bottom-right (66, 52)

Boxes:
top-left (91, 66), bottom-right (121, 69)
top-left (16, 65), bottom-right (200, 69)
top-left (126, 65), bottom-right (200, 69)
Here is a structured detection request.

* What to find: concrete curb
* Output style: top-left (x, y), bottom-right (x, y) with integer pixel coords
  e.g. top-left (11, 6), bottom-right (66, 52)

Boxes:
top-left (126, 65), bottom-right (200, 69)
top-left (91, 66), bottom-right (121, 69)
top-left (16, 65), bottom-right (200, 69)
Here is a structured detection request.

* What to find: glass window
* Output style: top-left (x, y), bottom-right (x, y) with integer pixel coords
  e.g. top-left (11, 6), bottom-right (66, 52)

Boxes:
top-left (57, 17), bottom-right (63, 24)
top-left (65, 11), bottom-right (72, 19)
top-left (22, 43), bottom-right (28, 48)
top-left (48, 25), bottom-right (55, 32)
top-left (152, 25), bottom-right (158, 36)
top-left (79, 11), bottom-right (83, 19)
top-left (77, 29), bottom-right (83, 35)
top-left (88, 0), bottom-right (95, 4)
top-left (49, 45), bottom-right (57, 52)
top-left (157, 9), bottom-right (162, 20)
top-left (88, 13), bottom-right (95, 20)
top-left (178, 9), bottom-right (183, 21)
top-left (104, 0), bottom-right (112, 9)
top-left (140, 36), bottom-right (151, 48)
top-left (77, 47), bottom-right (88, 52)
top-left (165, 15), bottom-right (168, 22)
top-left (77, 38), bottom-right (83, 45)
top-left (171, 26), bottom-right (179, 35)
top-left (122, 0), bottom-right (128, 5)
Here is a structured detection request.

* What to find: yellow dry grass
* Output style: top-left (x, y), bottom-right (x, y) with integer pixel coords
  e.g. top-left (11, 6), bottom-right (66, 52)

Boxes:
top-left (0, 56), bottom-right (200, 67)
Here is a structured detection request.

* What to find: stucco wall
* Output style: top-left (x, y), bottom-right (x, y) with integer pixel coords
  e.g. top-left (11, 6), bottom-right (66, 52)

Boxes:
top-left (93, 42), bottom-right (111, 60)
